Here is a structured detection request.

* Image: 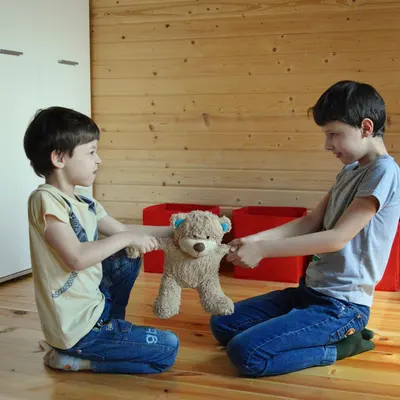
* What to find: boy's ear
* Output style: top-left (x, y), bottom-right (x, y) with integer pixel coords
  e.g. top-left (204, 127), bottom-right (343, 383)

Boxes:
top-left (220, 216), bottom-right (232, 233)
top-left (50, 150), bottom-right (65, 169)
top-left (170, 213), bottom-right (187, 229)
top-left (361, 118), bottom-right (374, 137)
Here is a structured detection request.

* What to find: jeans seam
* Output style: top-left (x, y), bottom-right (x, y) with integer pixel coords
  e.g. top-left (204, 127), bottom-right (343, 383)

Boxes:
top-left (329, 314), bottom-right (367, 344)
top-left (110, 340), bottom-right (177, 352)
top-left (321, 345), bottom-right (337, 365)
top-left (82, 338), bottom-right (178, 353)
top-left (245, 314), bottom-right (336, 369)
top-left (323, 294), bottom-right (369, 322)
top-left (91, 346), bottom-right (179, 373)
top-left (347, 304), bottom-right (369, 322)
top-left (221, 317), bottom-right (265, 335)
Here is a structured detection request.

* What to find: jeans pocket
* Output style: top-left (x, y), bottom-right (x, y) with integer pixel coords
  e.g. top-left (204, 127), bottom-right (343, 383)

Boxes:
top-left (347, 303), bottom-right (370, 324)
top-left (115, 320), bottom-right (133, 340)
top-left (100, 319), bottom-right (132, 342)
top-left (328, 312), bottom-right (366, 344)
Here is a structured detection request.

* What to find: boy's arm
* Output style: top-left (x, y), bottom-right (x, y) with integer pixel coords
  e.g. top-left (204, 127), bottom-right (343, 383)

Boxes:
top-left (45, 216), bottom-right (157, 271)
top-left (98, 215), bottom-right (172, 238)
top-left (232, 193), bottom-right (330, 245)
top-left (227, 195), bottom-right (378, 268)
top-left (127, 236), bottom-right (174, 258)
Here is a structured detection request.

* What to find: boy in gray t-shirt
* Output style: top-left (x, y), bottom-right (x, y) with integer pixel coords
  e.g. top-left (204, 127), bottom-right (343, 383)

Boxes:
top-left (211, 80), bottom-right (400, 377)
top-left (306, 153), bottom-right (400, 307)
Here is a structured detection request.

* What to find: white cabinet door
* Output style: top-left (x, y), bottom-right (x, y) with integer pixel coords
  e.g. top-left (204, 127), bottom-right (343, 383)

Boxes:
top-left (0, 54), bottom-right (43, 282)
top-left (0, 0), bottom-right (36, 54)
top-left (0, 0), bottom-right (90, 282)
top-left (0, 0), bottom-right (90, 73)
top-left (32, 0), bottom-right (91, 116)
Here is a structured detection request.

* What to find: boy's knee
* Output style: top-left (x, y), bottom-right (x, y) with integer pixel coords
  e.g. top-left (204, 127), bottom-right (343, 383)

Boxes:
top-left (209, 314), bottom-right (221, 334)
top-left (210, 315), bottom-right (233, 346)
top-left (157, 330), bottom-right (179, 371)
top-left (226, 336), bottom-right (267, 378)
top-left (164, 330), bottom-right (179, 351)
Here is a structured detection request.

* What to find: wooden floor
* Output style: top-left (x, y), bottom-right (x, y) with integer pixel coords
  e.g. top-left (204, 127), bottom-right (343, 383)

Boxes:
top-left (0, 271), bottom-right (400, 400)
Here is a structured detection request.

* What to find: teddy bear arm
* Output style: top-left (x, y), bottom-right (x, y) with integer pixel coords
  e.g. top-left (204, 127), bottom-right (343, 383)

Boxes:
top-left (156, 237), bottom-right (175, 252)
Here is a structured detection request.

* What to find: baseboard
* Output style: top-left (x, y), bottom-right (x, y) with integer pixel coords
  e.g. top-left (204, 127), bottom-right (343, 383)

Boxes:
top-left (0, 269), bottom-right (32, 284)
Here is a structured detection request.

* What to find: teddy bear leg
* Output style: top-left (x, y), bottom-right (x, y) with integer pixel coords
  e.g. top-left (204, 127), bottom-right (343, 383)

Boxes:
top-left (198, 278), bottom-right (234, 316)
top-left (153, 274), bottom-right (182, 319)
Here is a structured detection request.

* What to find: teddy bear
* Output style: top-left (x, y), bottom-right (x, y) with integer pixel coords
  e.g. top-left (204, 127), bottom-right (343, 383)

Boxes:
top-left (126, 210), bottom-right (234, 319)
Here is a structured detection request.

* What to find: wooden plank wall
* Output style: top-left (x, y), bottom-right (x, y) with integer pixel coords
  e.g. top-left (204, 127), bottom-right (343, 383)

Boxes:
top-left (90, 0), bottom-right (400, 224)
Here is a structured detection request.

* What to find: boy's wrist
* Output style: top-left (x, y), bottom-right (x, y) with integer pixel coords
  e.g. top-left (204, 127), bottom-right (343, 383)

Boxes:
top-left (120, 231), bottom-right (139, 247)
top-left (257, 240), bottom-right (269, 258)
top-left (162, 226), bottom-right (173, 238)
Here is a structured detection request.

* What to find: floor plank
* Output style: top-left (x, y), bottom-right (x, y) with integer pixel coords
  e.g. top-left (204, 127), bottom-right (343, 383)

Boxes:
top-left (0, 272), bottom-right (399, 399)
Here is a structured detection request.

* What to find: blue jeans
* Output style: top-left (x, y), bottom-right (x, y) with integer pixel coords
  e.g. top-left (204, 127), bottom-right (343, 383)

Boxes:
top-left (210, 278), bottom-right (369, 377)
top-left (59, 250), bottom-right (179, 374)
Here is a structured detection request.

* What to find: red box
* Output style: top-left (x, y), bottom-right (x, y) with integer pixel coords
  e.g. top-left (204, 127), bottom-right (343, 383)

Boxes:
top-left (232, 206), bottom-right (308, 283)
top-left (142, 203), bottom-right (220, 273)
top-left (376, 222), bottom-right (400, 291)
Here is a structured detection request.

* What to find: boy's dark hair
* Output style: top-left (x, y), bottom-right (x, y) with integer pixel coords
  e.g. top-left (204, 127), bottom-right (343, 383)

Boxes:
top-left (24, 106), bottom-right (100, 177)
top-left (308, 80), bottom-right (386, 137)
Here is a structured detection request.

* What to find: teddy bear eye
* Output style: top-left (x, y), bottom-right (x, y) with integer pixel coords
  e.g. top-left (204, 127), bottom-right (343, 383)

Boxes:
top-left (206, 236), bottom-right (210, 239)
top-left (193, 234), bottom-right (198, 239)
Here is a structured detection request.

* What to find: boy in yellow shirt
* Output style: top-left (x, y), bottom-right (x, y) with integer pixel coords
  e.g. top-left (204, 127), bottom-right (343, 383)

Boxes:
top-left (24, 106), bottom-right (179, 373)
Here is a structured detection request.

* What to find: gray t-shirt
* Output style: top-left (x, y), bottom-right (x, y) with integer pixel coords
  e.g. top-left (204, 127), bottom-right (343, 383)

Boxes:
top-left (306, 154), bottom-right (400, 307)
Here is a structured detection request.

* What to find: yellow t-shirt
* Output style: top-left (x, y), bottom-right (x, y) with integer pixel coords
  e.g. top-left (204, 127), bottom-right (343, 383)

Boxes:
top-left (28, 184), bottom-right (107, 349)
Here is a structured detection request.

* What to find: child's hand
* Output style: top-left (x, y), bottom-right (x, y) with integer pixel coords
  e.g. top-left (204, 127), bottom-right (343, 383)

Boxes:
top-left (229, 234), bottom-right (259, 248)
top-left (130, 234), bottom-right (158, 254)
top-left (226, 240), bottom-right (265, 268)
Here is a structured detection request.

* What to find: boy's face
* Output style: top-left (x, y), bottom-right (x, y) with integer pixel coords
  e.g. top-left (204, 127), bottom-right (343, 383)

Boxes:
top-left (63, 140), bottom-right (101, 186)
top-left (322, 121), bottom-right (369, 165)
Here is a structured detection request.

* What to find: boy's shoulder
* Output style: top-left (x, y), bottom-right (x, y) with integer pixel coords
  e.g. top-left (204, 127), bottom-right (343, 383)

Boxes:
top-left (29, 184), bottom-right (106, 225)
top-left (339, 154), bottom-right (400, 179)
top-left (363, 155), bottom-right (400, 186)
top-left (370, 153), bottom-right (399, 169)
top-left (346, 155), bottom-right (400, 209)
top-left (29, 184), bottom-right (97, 207)
top-left (29, 184), bottom-right (67, 207)
top-left (330, 155), bottom-right (400, 210)
top-left (28, 184), bottom-right (71, 225)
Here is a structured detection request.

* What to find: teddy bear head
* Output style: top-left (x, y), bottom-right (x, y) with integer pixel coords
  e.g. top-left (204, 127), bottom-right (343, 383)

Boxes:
top-left (170, 210), bottom-right (231, 258)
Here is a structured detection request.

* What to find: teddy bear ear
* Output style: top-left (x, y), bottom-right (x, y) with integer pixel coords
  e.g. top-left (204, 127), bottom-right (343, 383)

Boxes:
top-left (220, 216), bottom-right (232, 233)
top-left (170, 213), bottom-right (187, 229)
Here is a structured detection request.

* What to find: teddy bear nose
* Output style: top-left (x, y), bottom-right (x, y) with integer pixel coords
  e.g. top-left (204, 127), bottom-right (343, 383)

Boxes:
top-left (193, 243), bottom-right (205, 253)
